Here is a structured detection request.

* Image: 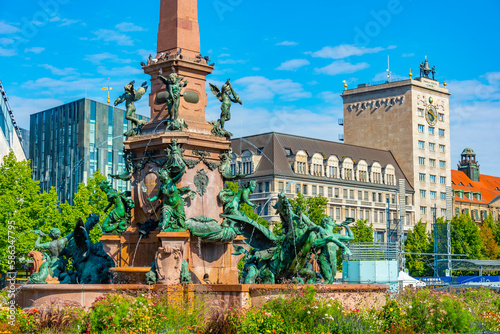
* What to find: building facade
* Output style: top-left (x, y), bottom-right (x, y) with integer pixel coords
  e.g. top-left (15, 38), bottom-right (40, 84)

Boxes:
top-left (452, 148), bottom-right (500, 222)
top-left (341, 59), bottom-right (451, 224)
top-left (30, 98), bottom-right (149, 203)
top-left (0, 81), bottom-right (27, 161)
top-left (231, 132), bottom-right (416, 242)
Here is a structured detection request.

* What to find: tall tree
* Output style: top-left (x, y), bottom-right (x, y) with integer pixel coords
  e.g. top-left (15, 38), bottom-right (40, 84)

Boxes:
top-left (0, 151), bottom-right (61, 273)
top-left (480, 216), bottom-right (499, 259)
top-left (290, 192), bottom-right (328, 225)
top-left (405, 221), bottom-right (433, 276)
top-left (350, 219), bottom-right (374, 243)
top-left (451, 214), bottom-right (483, 260)
top-left (60, 171), bottom-right (109, 243)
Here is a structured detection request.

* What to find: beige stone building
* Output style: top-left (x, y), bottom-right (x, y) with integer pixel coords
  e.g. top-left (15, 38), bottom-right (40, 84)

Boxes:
top-left (231, 132), bottom-right (416, 242)
top-left (341, 61), bottom-right (451, 224)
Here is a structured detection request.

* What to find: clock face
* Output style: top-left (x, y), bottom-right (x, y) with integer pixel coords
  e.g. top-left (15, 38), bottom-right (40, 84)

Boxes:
top-left (426, 105), bottom-right (438, 126)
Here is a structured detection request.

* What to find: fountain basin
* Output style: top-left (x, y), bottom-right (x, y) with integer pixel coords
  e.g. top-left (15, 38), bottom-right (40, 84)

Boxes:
top-left (16, 283), bottom-right (389, 310)
top-left (110, 267), bottom-right (151, 284)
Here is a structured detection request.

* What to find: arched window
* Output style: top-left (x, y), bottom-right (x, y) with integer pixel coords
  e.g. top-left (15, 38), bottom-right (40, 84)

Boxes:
top-left (311, 153), bottom-right (324, 176)
top-left (294, 150), bottom-right (308, 175)
top-left (341, 157), bottom-right (354, 180)
top-left (384, 164), bottom-right (396, 185)
top-left (370, 162), bottom-right (382, 184)
top-left (357, 160), bottom-right (368, 182)
top-left (326, 155), bottom-right (339, 178)
top-left (241, 150), bottom-right (254, 175)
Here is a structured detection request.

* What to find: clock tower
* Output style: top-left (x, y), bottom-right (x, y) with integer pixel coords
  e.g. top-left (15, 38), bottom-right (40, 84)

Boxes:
top-left (341, 58), bottom-right (451, 225)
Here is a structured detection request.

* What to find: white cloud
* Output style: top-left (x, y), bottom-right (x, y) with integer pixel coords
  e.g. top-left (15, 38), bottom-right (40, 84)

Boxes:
top-left (0, 38), bottom-right (14, 46)
top-left (233, 76), bottom-right (311, 101)
top-left (219, 59), bottom-right (247, 65)
top-left (276, 41), bottom-right (298, 46)
top-left (9, 96), bottom-right (64, 128)
top-left (402, 52), bottom-right (415, 57)
top-left (486, 72), bottom-right (500, 85)
top-left (218, 53), bottom-right (231, 58)
top-left (137, 49), bottom-right (155, 60)
top-left (0, 47), bottom-right (16, 57)
top-left (84, 52), bottom-right (132, 65)
top-left (38, 64), bottom-right (78, 76)
top-left (311, 45), bottom-right (384, 59)
top-left (92, 29), bottom-right (133, 46)
top-left (315, 60), bottom-right (369, 76)
top-left (447, 79), bottom-right (499, 102)
top-left (97, 66), bottom-right (143, 77)
top-left (59, 19), bottom-right (80, 27)
top-left (276, 59), bottom-right (310, 71)
top-left (25, 47), bottom-right (45, 54)
top-left (21, 77), bottom-right (105, 96)
top-left (0, 22), bottom-right (20, 34)
top-left (318, 91), bottom-right (341, 103)
top-left (115, 22), bottom-right (146, 32)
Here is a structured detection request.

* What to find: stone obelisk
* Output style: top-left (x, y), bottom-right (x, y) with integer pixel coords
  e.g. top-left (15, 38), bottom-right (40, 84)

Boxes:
top-left (111, 0), bottom-right (241, 285)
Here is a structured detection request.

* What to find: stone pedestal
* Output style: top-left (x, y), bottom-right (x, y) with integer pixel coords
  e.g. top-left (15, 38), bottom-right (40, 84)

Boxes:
top-left (156, 232), bottom-right (190, 285)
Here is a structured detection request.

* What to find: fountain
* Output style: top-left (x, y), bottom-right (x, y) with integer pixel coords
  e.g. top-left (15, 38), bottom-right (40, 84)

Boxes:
top-left (15, 0), bottom-right (389, 310)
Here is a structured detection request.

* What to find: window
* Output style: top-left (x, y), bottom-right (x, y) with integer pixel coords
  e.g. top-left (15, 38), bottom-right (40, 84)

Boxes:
top-left (265, 182), bottom-right (270, 192)
top-left (349, 189), bottom-right (354, 199)
top-left (418, 141), bottom-right (425, 149)
top-left (364, 191), bottom-right (368, 201)
top-left (359, 170), bottom-right (367, 182)
top-left (278, 182), bottom-right (284, 192)
top-left (440, 192), bottom-right (446, 200)
top-left (419, 157), bottom-right (425, 165)
top-left (429, 142), bottom-right (435, 151)
top-left (430, 159), bottom-right (436, 167)
top-left (303, 184), bottom-right (308, 195)
top-left (328, 166), bottom-right (338, 178)
top-left (334, 188), bottom-right (339, 198)
top-left (440, 176), bottom-right (446, 185)
top-left (372, 193), bottom-right (377, 202)
top-left (360, 210), bottom-right (364, 219)
top-left (336, 208), bottom-right (341, 220)
top-left (358, 190), bottom-right (362, 200)
top-left (430, 191), bottom-right (437, 199)
top-left (258, 182), bottom-right (263, 193)
top-left (439, 145), bottom-right (445, 153)
top-left (375, 231), bottom-right (384, 243)
top-left (430, 174), bottom-right (436, 183)
top-left (439, 160), bottom-right (446, 169)
top-left (373, 172), bottom-right (381, 183)
top-left (319, 186), bottom-right (324, 196)
top-left (378, 193), bottom-right (383, 202)
top-left (438, 113), bottom-right (444, 121)
top-left (431, 207), bottom-right (437, 217)
top-left (312, 186), bottom-right (317, 196)
top-left (419, 173), bottom-right (426, 182)
top-left (374, 210), bottom-right (378, 222)
top-left (441, 208), bottom-right (447, 217)
top-left (343, 189), bottom-right (348, 199)
top-left (328, 187), bottom-right (333, 197)
top-left (420, 206), bottom-right (427, 215)
top-left (418, 108), bottom-right (424, 117)
top-left (330, 208), bottom-right (334, 218)
top-left (418, 124), bottom-right (424, 133)
top-left (439, 129), bottom-right (445, 137)
top-left (420, 190), bottom-right (426, 198)
top-left (429, 127), bottom-right (435, 135)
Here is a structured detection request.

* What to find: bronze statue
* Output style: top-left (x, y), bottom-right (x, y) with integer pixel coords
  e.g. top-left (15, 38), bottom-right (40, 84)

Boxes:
top-left (209, 79), bottom-right (242, 138)
top-left (219, 180), bottom-right (257, 216)
top-left (99, 180), bottom-right (134, 234)
top-left (114, 81), bottom-right (148, 135)
top-left (34, 228), bottom-right (72, 279)
top-left (158, 70), bottom-right (188, 131)
top-left (148, 166), bottom-right (196, 231)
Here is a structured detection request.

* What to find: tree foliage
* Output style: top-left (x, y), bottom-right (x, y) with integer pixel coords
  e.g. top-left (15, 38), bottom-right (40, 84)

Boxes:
top-left (0, 151), bottom-right (109, 273)
top-left (350, 219), bottom-right (374, 243)
top-left (290, 192), bottom-right (328, 226)
top-left (405, 220), bottom-right (433, 277)
top-left (451, 214), bottom-right (483, 260)
top-left (480, 215), bottom-right (499, 260)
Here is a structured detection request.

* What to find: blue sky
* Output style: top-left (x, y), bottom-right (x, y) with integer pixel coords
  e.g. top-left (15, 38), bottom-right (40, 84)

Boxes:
top-left (0, 0), bottom-right (499, 175)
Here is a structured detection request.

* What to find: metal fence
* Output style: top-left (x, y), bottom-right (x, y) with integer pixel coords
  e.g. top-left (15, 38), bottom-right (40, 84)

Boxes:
top-left (343, 242), bottom-right (399, 261)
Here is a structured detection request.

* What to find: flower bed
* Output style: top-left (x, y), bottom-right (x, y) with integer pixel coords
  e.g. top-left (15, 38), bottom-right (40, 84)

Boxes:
top-left (2, 287), bottom-right (500, 333)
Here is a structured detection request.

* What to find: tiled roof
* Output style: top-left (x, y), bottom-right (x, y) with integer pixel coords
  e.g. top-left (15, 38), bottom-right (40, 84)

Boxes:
top-left (231, 132), bottom-right (413, 190)
top-left (451, 170), bottom-right (500, 204)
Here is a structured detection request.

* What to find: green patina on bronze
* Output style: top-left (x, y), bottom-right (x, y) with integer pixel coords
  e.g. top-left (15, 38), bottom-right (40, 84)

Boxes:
top-left (209, 79), bottom-right (242, 139)
top-left (99, 180), bottom-right (134, 234)
top-left (158, 70), bottom-right (189, 131)
top-left (180, 260), bottom-right (193, 284)
top-left (114, 81), bottom-right (148, 137)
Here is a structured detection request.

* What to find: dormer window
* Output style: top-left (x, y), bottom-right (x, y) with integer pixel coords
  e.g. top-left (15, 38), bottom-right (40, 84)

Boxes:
top-left (284, 148), bottom-right (292, 156)
top-left (294, 150), bottom-right (308, 175)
